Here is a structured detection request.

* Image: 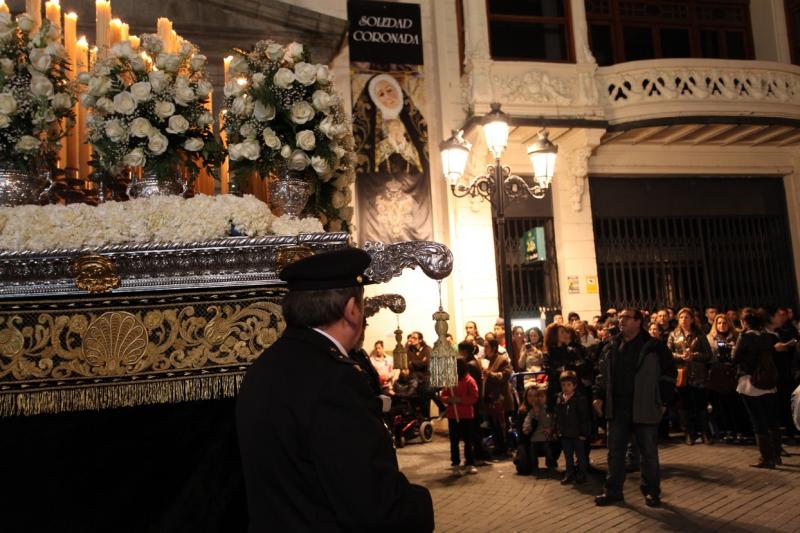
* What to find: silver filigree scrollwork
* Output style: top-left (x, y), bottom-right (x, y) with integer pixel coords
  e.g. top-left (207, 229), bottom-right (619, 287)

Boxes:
top-left (362, 241), bottom-right (454, 283)
top-left (364, 294), bottom-right (407, 318)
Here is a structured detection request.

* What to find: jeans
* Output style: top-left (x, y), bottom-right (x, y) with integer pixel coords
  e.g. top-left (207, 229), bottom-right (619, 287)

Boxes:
top-left (561, 438), bottom-right (587, 477)
top-left (448, 418), bottom-right (475, 466)
top-left (740, 393), bottom-right (779, 435)
top-left (605, 409), bottom-right (661, 499)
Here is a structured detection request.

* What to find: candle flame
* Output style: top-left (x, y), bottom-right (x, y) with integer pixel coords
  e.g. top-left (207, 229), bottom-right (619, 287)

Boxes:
top-left (77, 36), bottom-right (88, 47)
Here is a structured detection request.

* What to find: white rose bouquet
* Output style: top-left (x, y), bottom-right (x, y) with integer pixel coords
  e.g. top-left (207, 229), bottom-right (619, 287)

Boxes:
top-left (0, 16), bottom-right (77, 171)
top-left (80, 35), bottom-right (223, 186)
top-left (221, 40), bottom-right (355, 232)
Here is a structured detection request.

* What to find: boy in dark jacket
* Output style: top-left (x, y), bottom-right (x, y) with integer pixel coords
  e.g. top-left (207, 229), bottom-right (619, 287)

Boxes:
top-left (555, 370), bottom-right (591, 485)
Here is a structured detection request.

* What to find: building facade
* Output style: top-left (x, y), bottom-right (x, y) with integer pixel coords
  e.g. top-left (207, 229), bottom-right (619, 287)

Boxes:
top-left (293, 0), bottom-right (800, 347)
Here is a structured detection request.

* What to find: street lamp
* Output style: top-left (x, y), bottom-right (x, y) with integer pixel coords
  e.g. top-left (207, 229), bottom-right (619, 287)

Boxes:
top-left (440, 103), bottom-right (558, 353)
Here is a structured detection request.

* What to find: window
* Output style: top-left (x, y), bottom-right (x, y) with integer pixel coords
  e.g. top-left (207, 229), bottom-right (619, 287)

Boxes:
top-left (786, 0), bottom-right (800, 65)
top-left (487, 0), bottom-right (574, 62)
top-left (585, 0), bottom-right (753, 65)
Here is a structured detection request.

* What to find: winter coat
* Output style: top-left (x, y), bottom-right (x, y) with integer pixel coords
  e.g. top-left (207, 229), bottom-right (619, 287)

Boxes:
top-left (483, 353), bottom-right (514, 411)
top-left (667, 327), bottom-right (713, 388)
top-left (439, 374), bottom-right (479, 420)
top-left (594, 332), bottom-right (677, 425)
top-left (554, 392), bottom-right (591, 439)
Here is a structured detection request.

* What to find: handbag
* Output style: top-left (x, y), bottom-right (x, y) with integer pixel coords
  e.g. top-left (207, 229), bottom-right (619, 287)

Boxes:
top-left (676, 367), bottom-right (688, 388)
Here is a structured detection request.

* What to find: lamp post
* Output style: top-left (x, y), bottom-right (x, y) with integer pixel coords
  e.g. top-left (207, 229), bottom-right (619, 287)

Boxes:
top-left (440, 103), bottom-right (558, 355)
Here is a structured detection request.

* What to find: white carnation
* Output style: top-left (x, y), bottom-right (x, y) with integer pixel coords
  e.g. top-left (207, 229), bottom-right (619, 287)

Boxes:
top-left (251, 73), bottom-right (265, 88)
top-left (262, 127), bottom-right (281, 149)
top-left (154, 101), bottom-right (176, 119)
top-left (232, 95), bottom-right (253, 117)
top-left (293, 62), bottom-right (317, 86)
top-left (296, 130), bottom-right (316, 151)
top-left (130, 82), bottom-right (152, 102)
top-left (104, 119), bottom-right (127, 142)
top-left (30, 75), bottom-right (54, 98)
top-left (123, 147), bottom-right (146, 167)
top-left (129, 56), bottom-right (146, 72)
top-left (253, 101), bottom-right (275, 122)
top-left (16, 14), bottom-right (35, 33)
top-left (0, 93), bottom-right (16, 115)
top-left (288, 149), bottom-right (310, 171)
top-left (196, 80), bottom-right (213, 97)
top-left (266, 43), bottom-right (284, 60)
top-left (174, 84), bottom-right (195, 106)
top-left (228, 142), bottom-right (243, 161)
top-left (289, 101), bottom-right (315, 125)
top-left (15, 135), bottom-right (40, 152)
top-left (166, 115), bottom-right (189, 134)
top-left (190, 54), bottom-right (207, 71)
top-left (29, 48), bottom-right (53, 72)
top-left (0, 115), bottom-right (10, 128)
top-left (183, 138), bottom-right (204, 151)
top-left (198, 111), bottom-right (213, 126)
top-left (113, 92), bottom-right (137, 115)
top-left (130, 117), bottom-right (153, 138)
top-left (96, 97), bottom-right (115, 114)
top-left (148, 132), bottom-right (169, 155)
top-left (316, 65), bottom-right (331, 84)
top-left (273, 68), bottom-right (295, 89)
top-left (239, 123), bottom-right (257, 139)
top-left (280, 145), bottom-right (292, 158)
top-left (0, 58), bottom-right (13, 75)
top-left (286, 42), bottom-right (304, 61)
top-left (223, 80), bottom-right (243, 98)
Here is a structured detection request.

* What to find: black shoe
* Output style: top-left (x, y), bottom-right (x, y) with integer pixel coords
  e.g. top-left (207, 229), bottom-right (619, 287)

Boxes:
top-left (644, 494), bottom-right (661, 508)
top-left (595, 493), bottom-right (624, 506)
top-left (561, 474), bottom-right (575, 485)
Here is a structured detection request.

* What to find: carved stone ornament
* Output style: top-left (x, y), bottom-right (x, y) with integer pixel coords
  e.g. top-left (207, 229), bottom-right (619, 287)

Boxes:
top-left (70, 255), bottom-right (121, 293)
top-left (364, 294), bottom-right (407, 318)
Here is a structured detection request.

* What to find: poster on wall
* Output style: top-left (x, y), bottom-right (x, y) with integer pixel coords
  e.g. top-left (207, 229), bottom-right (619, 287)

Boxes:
top-left (586, 275), bottom-right (599, 294)
top-left (348, 0), bottom-right (433, 244)
top-left (567, 276), bottom-right (580, 294)
top-left (520, 227), bottom-right (546, 263)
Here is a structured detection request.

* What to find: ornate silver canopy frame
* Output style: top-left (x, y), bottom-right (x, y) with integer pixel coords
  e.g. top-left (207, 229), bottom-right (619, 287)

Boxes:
top-left (0, 233), bottom-right (453, 299)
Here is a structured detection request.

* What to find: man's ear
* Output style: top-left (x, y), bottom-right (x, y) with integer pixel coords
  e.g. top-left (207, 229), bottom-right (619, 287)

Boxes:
top-left (343, 296), bottom-right (360, 327)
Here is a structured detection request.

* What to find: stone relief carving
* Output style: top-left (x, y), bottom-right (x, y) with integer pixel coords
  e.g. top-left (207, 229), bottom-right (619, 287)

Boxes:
top-left (569, 147), bottom-right (594, 212)
top-left (491, 70), bottom-right (573, 106)
top-left (601, 67), bottom-right (800, 106)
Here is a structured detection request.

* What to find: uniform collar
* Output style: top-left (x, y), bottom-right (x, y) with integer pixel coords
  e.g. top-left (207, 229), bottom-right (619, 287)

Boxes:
top-left (312, 327), bottom-right (349, 357)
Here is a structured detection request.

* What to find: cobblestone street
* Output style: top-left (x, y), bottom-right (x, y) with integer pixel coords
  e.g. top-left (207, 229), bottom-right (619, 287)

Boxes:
top-left (397, 430), bottom-right (800, 532)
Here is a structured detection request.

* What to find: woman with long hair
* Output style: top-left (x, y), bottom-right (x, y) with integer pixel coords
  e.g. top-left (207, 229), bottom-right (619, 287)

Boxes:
top-left (668, 308), bottom-right (714, 445)
top-left (732, 308), bottom-right (781, 468)
top-left (706, 313), bottom-right (749, 442)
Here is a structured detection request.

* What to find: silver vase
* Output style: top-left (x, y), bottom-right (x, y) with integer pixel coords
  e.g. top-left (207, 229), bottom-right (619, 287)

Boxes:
top-left (127, 170), bottom-right (186, 198)
top-left (0, 162), bottom-right (48, 207)
top-left (267, 166), bottom-right (312, 217)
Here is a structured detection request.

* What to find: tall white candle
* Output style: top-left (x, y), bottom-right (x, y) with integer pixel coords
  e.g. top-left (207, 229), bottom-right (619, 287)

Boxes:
top-left (26, 0), bottom-right (42, 33)
top-left (120, 22), bottom-right (128, 42)
top-left (45, 0), bottom-right (60, 31)
top-left (95, 0), bottom-right (110, 50)
top-left (156, 17), bottom-right (172, 52)
top-left (109, 17), bottom-right (121, 45)
top-left (77, 36), bottom-right (90, 179)
top-left (64, 11), bottom-right (79, 170)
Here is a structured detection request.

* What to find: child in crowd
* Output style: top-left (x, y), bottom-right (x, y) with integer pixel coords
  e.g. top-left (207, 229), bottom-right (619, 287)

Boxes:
top-left (524, 386), bottom-right (556, 475)
top-left (440, 358), bottom-right (480, 475)
top-left (555, 370), bottom-right (591, 485)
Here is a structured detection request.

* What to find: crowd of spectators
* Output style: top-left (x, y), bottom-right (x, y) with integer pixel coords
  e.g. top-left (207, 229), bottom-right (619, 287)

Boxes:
top-left (367, 305), bottom-right (800, 479)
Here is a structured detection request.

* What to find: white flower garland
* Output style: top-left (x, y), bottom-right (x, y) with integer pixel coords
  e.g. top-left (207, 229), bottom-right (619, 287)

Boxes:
top-left (0, 195), bottom-right (323, 251)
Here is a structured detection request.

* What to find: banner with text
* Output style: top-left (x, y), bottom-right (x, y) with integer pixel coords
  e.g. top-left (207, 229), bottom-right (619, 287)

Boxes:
top-left (348, 0), bottom-right (432, 244)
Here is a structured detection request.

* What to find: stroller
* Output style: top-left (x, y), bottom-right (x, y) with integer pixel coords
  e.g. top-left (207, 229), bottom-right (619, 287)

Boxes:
top-left (389, 396), bottom-right (434, 448)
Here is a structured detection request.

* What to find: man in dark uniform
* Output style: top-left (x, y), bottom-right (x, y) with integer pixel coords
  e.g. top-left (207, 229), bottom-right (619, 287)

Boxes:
top-left (236, 248), bottom-right (434, 532)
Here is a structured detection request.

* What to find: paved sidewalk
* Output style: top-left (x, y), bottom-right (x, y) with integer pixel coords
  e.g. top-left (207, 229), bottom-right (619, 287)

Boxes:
top-left (397, 433), bottom-right (800, 532)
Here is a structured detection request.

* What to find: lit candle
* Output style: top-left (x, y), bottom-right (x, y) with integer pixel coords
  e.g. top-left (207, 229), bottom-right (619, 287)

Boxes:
top-left (129, 34), bottom-right (139, 49)
top-left (223, 55), bottom-right (232, 84)
top-left (63, 11), bottom-right (78, 171)
top-left (156, 17), bottom-right (172, 52)
top-left (219, 110), bottom-right (229, 194)
top-left (109, 17), bottom-right (121, 45)
top-left (26, 0), bottom-right (42, 33)
top-left (77, 36), bottom-right (90, 179)
top-left (120, 22), bottom-right (128, 42)
top-left (95, 0), bottom-right (111, 50)
top-left (171, 29), bottom-right (177, 53)
top-left (0, 1), bottom-right (9, 14)
top-left (45, 0), bottom-right (60, 30)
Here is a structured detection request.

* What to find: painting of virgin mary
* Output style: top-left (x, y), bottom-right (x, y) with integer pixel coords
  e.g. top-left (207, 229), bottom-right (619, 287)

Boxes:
top-left (352, 73), bottom-right (433, 243)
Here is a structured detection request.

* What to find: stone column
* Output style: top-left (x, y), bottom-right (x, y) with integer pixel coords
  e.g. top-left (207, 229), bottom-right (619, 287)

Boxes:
top-left (784, 154), bottom-right (800, 301)
top-left (549, 128), bottom-right (605, 318)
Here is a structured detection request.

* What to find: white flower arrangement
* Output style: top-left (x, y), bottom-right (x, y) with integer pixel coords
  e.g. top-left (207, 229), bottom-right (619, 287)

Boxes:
top-left (80, 35), bottom-right (223, 184)
top-left (0, 194), bottom-right (324, 251)
top-left (221, 40), bottom-right (356, 233)
top-left (0, 15), bottom-right (77, 171)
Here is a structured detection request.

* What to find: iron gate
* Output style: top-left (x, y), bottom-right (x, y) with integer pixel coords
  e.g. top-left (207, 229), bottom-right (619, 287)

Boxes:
top-left (492, 217), bottom-right (561, 318)
top-left (593, 215), bottom-right (797, 311)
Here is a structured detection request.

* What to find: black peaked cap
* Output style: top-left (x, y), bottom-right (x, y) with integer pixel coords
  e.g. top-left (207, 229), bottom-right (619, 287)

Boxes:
top-left (279, 247), bottom-right (373, 291)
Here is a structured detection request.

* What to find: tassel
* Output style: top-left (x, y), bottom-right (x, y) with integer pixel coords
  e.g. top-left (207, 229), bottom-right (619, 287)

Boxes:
top-left (393, 323), bottom-right (407, 370)
top-left (429, 306), bottom-right (457, 388)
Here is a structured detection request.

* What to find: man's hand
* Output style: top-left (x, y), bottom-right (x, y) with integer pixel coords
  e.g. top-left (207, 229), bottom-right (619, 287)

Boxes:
top-left (592, 399), bottom-right (603, 416)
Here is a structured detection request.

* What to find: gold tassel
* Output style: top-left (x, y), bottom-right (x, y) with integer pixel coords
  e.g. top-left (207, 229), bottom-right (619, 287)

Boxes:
top-left (429, 306), bottom-right (457, 388)
top-left (0, 374), bottom-right (244, 417)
